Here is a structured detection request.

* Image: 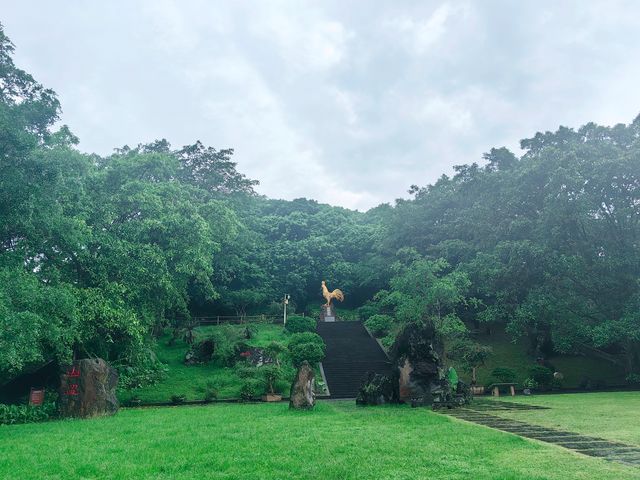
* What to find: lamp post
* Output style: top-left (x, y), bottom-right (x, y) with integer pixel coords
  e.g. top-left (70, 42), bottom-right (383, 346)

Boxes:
top-left (283, 294), bottom-right (290, 325)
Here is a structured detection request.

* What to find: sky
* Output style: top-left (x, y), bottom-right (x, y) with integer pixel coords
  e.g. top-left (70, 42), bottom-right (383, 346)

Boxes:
top-left (2, 1), bottom-right (640, 210)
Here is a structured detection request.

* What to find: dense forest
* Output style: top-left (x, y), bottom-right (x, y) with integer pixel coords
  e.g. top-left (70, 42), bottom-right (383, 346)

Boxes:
top-left (1, 24), bottom-right (639, 387)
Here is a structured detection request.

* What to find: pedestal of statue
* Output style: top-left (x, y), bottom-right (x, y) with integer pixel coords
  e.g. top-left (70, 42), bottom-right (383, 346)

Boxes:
top-left (321, 304), bottom-right (336, 322)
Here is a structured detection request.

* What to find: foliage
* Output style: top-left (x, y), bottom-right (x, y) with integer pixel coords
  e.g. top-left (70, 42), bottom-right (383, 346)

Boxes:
top-left (522, 377), bottom-right (539, 389)
top-left (528, 365), bottom-right (554, 390)
top-left (0, 401), bottom-right (58, 425)
top-left (170, 394), bottom-right (186, 405)
top-left (239, 378), bottom-right (263, 401)
top-left (448, 338), bottom-right (492, 375)
top-left (284, 315), bottom-right (317, 334)
top-left (289, 342), bottom-right (325, 368)
top-left (364, 314), bottom-right (393, 337)
top-left (261, 365), bottom-right (282, 395)
top-left (490, 367), bottom-right (517, 384)
top-left (287, 332), bottom-right (325, 351)
top-left (203, 388), bottom-right (218, 403)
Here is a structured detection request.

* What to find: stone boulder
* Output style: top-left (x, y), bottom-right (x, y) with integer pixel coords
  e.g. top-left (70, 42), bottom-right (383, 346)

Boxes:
top-left (356, 373), bottom-right (396, 405)
top-left (289, 361), bottom-right (315, 409)
top-left (59, 358), bottom-right (119, 418)
top-left (390, 323), bottom-right (447, 407)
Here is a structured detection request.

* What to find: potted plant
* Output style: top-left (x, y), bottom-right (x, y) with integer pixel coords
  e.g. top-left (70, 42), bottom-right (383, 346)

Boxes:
top-left (523, 377), bottom-right (538, 395)
top-left (261, 365), bottom-right (282, 402)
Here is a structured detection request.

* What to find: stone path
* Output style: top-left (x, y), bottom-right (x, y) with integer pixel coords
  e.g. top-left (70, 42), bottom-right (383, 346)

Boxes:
top-left (440, 401), bottom-right (640, 467)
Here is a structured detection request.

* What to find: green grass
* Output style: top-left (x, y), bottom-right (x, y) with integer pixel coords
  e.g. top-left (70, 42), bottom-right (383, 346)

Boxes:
top-left (487, 392), bottom-right (640, 445)
top-left (458, 328), bottom-right (625, 389)
top-left (121, 324), bottom-right (292, 403)
top-left (2, 401), bottom-right (639, 479)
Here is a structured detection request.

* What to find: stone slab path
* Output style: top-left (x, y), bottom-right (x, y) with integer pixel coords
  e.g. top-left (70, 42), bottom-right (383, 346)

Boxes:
top-left (440, 401), bottom-right (640, 467)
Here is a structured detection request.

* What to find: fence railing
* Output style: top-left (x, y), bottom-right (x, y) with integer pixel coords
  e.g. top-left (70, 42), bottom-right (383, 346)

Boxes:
top-left (193, 315), bottom-right (283, 326)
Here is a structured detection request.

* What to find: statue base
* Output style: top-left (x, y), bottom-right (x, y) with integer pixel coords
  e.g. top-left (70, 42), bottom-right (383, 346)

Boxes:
top-left (320, 304), bottom-right (336, 322)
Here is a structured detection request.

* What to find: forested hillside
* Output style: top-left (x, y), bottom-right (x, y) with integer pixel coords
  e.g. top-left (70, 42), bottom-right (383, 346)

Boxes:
top-left (1, 23), bottom-right (639, 388)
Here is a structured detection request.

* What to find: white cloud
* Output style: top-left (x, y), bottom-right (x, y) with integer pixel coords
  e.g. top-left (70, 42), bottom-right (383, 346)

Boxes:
top-left (3, 0), bottom-right (640, 210)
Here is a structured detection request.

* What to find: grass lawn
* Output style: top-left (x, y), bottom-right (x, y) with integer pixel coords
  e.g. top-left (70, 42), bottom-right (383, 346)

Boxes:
top-left (1, 401), bottom-right (639, 479)
top-left (487, 392), bottom-right (640, 445)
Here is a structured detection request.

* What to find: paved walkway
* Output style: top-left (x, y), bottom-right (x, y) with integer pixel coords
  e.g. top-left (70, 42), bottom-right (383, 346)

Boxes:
top-left (440, 401), bottom-right (640, 467)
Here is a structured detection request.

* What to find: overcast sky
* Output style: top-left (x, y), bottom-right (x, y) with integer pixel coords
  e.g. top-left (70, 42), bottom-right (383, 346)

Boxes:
top-left (3, 1), bottom-right (640, 210)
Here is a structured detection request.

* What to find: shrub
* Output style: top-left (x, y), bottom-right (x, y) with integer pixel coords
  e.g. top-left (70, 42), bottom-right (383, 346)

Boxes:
top-left (235, 363), bottom-right (258, 379)
top-left (364, 314), bottom-right (393, 337)
top-left (203, 388), bottom-right (218, 403)
top-left (288, 332), bottom-right (325, 351)
top-left (523, 377), bottom-right (538, 389)
top-left (170, 394), bottom-right (186, 405)
top-left (289, 342), bottom-right (325, 367)
top-left (0, 402), bottom-right (58, 425)
top-left (528, 365), bottom-right (553, 390)
top-left (285, 315), bottom-right (316, 334)
top-left (239, 378), bottom-right (263, 401)
top-left (261, 365), bottom-right (282, 394)
top-left (626, 373), bottom-right (640, 386)
top-left (264, 341), bottom-right (286, 366)
top-left (490, 367), bottom-right (517, 384)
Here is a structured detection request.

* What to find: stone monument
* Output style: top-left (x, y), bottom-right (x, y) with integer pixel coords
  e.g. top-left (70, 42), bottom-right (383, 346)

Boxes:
top-left (289, 361), bottom-right (315, 409)
top-left (59, 358), bottom-right (119, 418)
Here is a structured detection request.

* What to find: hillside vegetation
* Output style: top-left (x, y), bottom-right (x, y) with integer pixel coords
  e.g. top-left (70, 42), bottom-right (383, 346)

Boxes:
top-left (1, 22), bottom-right (639, 395)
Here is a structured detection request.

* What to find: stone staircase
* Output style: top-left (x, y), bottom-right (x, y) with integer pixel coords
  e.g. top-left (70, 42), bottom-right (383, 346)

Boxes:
top-left (316, 321), bottom-right (392, 399)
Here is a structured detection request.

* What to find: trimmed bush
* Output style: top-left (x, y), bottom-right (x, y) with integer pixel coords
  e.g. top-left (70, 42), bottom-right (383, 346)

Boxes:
top-left (288, 332), bottom-right (325, 352)
top-left (529, 365), bottom-right (554, 390)
top-left (170, 394), bottom-right (186, 405)
top-left (285, 315), bottom-right (316, 333)
top-left (490, 367), bottom-right (517, 384)
top-left (240, 378), bottom-right (263, 401)
top-left (289, 342), bottom-right (325, 368)
top-left (365, 314), bottom-right (393, 337)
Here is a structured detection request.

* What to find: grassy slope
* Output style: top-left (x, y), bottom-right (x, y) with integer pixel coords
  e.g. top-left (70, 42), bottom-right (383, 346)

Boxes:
top-left (1, 401), bottom-right (639, 479)
top-left (458, 328), bottom-right (625, 388)
top-left (122, 324), bottom-right (292, 403)
top-left (487, 392), bottom-right (640, 445)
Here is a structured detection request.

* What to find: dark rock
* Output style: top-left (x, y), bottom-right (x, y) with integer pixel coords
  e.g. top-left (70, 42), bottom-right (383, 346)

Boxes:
top-left (389, 323), bottom-right (470, 408)
top-left (184, 338), bottom-right (215, 365)
top-left (356, 373), bottom-right (396, 405)
top-left (59, 358), bottom-right (119, 418)
top-left (289, 361), bottom-right (315, 409)
top-left (390, 323), bottom-right (446, 406)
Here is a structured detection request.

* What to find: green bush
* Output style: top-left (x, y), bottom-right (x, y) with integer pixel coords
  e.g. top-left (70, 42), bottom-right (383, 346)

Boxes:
top-left (235, 363), bottom-right (258, 379)
top-left (285, 315), bottom-right (316, 334)
top-left (288, 332), bottom-right (325, 351)
top-left (203, 388), bottom-right (218, 403)
top-left (261, 365), bottom-right (282, 395)
top-left (289, 342), bottom-right (325, 368)
top-left (0, 402), bottom-right (58, 425)
top-left (364, 314), bottom-right (393, 337)
top-left (490, 367), bottom-right (517, 383)
top-left (170, 394), bottom-right (186, 405)
top-left (239, 378), bottom-right (263, 401)
top-left (529, 365), bottom-right (554, 390)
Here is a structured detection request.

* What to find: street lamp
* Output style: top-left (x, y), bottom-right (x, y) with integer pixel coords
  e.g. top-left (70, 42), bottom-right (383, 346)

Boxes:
top-left (283, 294), bottom-right (290, 325)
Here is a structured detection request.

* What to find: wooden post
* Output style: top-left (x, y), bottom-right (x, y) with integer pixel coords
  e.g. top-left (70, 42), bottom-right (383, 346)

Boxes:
top-left (493, 386), bottom-right (500, 397)
top-left (510, 385), bottom-right (516, 396)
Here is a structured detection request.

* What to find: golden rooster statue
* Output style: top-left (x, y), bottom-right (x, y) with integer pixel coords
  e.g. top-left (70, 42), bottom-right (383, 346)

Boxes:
top-left (321, 280), bottom-right (344, 307)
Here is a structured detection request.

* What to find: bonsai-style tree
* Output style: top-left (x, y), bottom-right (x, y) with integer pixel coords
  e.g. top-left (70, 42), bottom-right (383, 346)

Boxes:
top-left (261, 365), bottom-right (281, 395)
top-left (264, 341), bottom-right (286, 368)
top-left (449, 338), bottom-right (492, 385)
